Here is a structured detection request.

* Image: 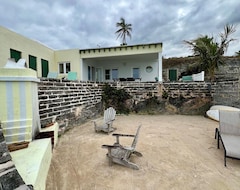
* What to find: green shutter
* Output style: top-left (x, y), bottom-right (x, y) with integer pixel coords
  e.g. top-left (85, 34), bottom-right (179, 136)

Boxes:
top-left (10, 49), bottom-right (21, 62)
top-left (41, 59), bottom-right (49, 77)
top-left (29, 55), bottom-right (37, 70)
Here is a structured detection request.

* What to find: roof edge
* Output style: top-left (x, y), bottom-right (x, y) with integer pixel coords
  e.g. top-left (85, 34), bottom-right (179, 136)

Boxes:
top-left (79, 42), bottom-right (162, 54)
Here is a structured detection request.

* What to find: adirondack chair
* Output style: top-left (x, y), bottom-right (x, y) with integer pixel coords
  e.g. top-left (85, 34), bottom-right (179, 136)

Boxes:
top-left (102, 125), bottom-right (142, 170)
top-left (94, 107), bottom-right (116, 134)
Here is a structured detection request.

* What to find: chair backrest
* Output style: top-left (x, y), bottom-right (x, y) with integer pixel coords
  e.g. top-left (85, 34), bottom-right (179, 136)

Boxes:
top-left (219, 110), bottom-right (240, 135)
top-left (104, 107), bottom-right (116, 123)
top-left (131, 125), bottom-right (142, 149)
top-left (67, 72), bottom-right (77, 80)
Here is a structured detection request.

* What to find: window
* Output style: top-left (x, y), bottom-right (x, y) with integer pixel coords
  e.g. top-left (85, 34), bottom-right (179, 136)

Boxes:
top-left (104, 69), bottom-right (118, 81)
top-left (29, 55), bottom-right (37, 71)
top-left (133, 68), bottom-right (140, 79)
top-left (87, 66), bottom-right (96, 81)
top-left (88, 66), bottom-right (91, 80)
top-left (92, 67), bottom-right (95, 81)
top-left (105, 69), bottom-right (110, 80)
top-left (59, 62), bottom-right (71, 74)
top-left (10, 49), bottom-right (21, 62)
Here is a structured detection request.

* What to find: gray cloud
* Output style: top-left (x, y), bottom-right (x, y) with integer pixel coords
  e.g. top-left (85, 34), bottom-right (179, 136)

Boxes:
top-left (0, 0), bottom-right (239, 57)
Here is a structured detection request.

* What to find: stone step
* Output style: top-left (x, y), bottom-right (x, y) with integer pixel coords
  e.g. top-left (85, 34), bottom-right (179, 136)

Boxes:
top-left (10, 138), bottom-right (52, 190)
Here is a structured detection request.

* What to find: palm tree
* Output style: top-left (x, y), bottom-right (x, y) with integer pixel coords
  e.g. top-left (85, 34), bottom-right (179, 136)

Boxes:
top-left (184, 24), bottom-right (236, 81)
top-left (115, 17), bottom-right (132, 46)
top-left (235, 50), bottom-right (240, 57)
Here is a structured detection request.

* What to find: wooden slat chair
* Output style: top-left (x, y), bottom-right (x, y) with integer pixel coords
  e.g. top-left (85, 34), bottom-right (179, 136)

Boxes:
top-left (102, 125), bottom-right (142, 170)
top-left (94, 107), bottom-right (116, 134)
top-left (216, 110), bottom-right (240, 166)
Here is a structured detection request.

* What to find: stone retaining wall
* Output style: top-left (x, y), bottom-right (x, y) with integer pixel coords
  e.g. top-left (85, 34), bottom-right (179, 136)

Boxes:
top-left (38, 78), bottom-right (104, 128)
top-left (38, 79), bottom-right (214, 129)
top-left (211, 79), bottom-right (240, 108)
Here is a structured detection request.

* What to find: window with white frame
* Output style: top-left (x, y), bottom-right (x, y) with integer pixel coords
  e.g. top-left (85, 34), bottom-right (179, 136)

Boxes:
top-left (59, 62), bottom-right (71, 74)
top-left (105, 69), bottom-right (110, 80)
top-left (104, 69), bottom-right (118, 80)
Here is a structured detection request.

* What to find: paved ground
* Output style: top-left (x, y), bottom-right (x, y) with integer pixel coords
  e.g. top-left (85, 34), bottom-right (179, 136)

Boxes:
top-left (46, 114), bottom-right (240, 190)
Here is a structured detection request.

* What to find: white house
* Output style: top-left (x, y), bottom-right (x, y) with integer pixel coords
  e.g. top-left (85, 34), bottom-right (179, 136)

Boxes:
top-left (0, 26), bottom-right (163, 82)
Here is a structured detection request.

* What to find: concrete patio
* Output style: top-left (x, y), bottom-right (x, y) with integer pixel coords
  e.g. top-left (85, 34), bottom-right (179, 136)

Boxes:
top-left (46, 114), bottom-right (240, 190)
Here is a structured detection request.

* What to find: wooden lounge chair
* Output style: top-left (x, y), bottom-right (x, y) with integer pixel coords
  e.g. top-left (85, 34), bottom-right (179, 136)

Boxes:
top-left (94, 107), bottom-right (116, 134)
top-left (102, 125), bottom-right (142, 170)
top-left (216, 110), bottom-right (240, 166)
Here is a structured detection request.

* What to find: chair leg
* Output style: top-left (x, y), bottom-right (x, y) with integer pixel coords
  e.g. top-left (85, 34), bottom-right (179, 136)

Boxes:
top-left (217, 132), bottom-right (220, 149)
top-left (215, 128), bottom-right (218, 139)
top-left (224, 149), bottom-right (227, 167)
top-left (106, 148), bottom-right (113, 166)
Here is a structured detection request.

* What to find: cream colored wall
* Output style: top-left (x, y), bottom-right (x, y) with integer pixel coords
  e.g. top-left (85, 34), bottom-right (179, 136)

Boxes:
top-left (0, 26), bottom-right (54, 77)
top-left (54, 49), bottom-right (81, 79)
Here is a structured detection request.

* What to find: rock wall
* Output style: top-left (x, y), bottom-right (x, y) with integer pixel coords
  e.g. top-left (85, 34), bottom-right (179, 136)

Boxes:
top-left (38, 79), bottom-right (213, 129)
top-left (215, 57), bottom-right (240, 81)
top-left (38, 78), bottom-right (104, 129)
top-left (116, 81), bottom-right (212, 115)
top-left (211, 79), bottom-right (240, 108)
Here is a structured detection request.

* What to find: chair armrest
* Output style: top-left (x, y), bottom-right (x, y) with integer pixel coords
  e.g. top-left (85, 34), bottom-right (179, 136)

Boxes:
top-left (112, 133), bottom-right (135, 144)
top-left (102, 144), bottom-right (119, 149)
top-left (112, 133), bottom-right (135, 137)
top-left (105, 119), bottom-right (115, 124)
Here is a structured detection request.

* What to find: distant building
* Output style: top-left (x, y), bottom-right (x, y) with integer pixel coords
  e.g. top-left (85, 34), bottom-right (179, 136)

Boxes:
top-left (0, 26), bottom-right (163, 82)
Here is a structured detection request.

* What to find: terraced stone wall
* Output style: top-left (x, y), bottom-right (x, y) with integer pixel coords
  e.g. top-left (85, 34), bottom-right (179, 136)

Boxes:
top-left (37, 78), bottom-right (240, 130)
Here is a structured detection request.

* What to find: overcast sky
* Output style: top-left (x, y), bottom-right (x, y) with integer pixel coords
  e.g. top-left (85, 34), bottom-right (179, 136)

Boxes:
top-left (0, 0), bottom-right (239, 58)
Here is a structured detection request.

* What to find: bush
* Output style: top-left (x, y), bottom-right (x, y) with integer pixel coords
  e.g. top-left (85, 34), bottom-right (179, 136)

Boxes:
top-left (102, 84), bottom-right (131, 114)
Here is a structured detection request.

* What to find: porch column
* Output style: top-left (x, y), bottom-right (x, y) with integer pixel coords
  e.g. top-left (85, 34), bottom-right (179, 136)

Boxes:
top-left (79, 58), bottom-right (83, 81)
top-left (158, 52), bottom-right (163, 82)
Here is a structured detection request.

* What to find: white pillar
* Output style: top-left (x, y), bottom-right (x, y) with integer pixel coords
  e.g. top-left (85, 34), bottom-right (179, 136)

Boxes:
top-left (79, 58), bottom-right (83, 81)
top-left (158, 52), bottom-right (163, 82)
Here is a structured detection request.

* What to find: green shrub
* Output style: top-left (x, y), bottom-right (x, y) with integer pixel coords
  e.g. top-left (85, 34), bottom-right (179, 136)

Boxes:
top-left (102, 84), bottom-right (131, 114)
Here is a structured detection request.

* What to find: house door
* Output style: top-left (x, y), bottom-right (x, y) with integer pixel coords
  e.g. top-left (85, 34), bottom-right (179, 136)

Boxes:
top-left (112, 69), bottom-right (118, 80)
top-left (95, 68), bottom-right (102, 82)
top-left (169, 69), bottom-right (177, 81)
top-left (133, 68), bottom-right (140, 79)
